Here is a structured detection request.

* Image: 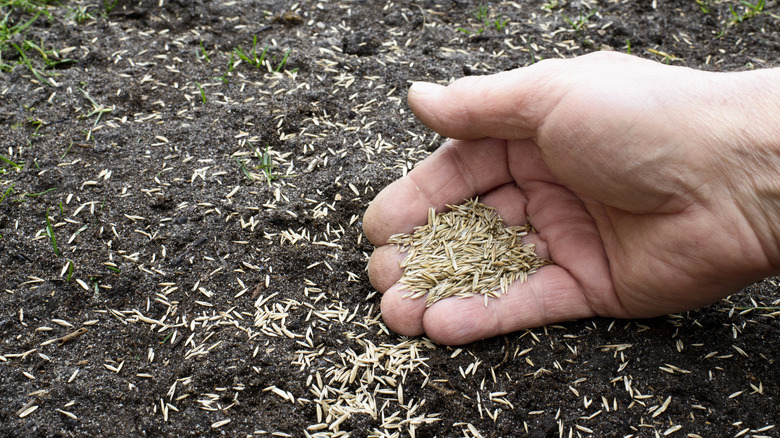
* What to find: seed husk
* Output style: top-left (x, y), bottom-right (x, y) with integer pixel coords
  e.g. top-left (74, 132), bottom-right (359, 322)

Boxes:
top-left (388, 198), bottom-right (550, 307)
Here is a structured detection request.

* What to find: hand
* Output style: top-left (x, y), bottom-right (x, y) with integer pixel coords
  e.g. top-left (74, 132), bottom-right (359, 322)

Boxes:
top-left (363, 52), bottom-right (780, 345)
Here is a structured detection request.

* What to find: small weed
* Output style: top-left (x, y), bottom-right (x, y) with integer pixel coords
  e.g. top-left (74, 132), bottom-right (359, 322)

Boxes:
top-left (160, 331), bottom-right (173, 344)
top-left (563, 9), bottom-right (597, 32)
top-left (45, 208), bottom-right (60, 256)
top-left (625, 39), bottom-right (632, 54)
top-left (542, 1), bottom-right (560, 11)
top-left (107, 265), bottom-right (121, 274)
top-left (195, 81), bottom-right (206, 103)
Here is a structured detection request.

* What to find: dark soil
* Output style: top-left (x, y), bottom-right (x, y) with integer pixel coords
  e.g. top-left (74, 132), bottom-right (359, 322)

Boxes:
top-left (1, 0), bottom-right (778, 437)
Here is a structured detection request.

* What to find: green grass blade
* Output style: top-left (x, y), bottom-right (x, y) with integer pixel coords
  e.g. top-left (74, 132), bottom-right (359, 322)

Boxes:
top-left (0, 183), bottom-right (15, 204)
top-left (45, 208), bottom-right (61, 256)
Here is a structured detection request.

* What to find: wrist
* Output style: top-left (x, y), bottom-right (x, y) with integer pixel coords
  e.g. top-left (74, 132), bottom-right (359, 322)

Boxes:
top-left (717, 68), bottom-right (780, 271)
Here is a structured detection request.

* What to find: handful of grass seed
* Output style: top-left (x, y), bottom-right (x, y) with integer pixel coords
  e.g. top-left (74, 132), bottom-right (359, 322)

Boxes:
top-left (388, 198), bottom-right (550, 307)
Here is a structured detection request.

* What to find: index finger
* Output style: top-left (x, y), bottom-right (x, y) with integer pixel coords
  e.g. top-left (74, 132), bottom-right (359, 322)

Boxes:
top-left (363, 137), bottom-right (514, 245)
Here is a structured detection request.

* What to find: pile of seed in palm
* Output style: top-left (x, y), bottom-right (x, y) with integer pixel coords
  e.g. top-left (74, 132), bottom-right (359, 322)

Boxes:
top-left (387, 198), bottom-right (550, 307)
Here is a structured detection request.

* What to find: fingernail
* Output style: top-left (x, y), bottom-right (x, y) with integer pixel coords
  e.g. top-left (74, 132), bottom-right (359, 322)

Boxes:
top-left (409, 81), bottom-right (440, 95)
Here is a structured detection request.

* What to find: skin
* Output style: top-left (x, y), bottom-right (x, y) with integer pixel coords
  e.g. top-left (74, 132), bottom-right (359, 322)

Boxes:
top-left (363, 52), bottom-right (780, 346)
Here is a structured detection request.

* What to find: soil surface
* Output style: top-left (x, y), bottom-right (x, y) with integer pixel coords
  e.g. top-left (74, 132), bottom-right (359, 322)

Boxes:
top-left (1, 1), bottom-right (779, 437)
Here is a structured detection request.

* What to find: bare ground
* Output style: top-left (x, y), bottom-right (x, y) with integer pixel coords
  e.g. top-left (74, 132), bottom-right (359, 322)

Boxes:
top-left (1, 0), bottom-right (779, 437)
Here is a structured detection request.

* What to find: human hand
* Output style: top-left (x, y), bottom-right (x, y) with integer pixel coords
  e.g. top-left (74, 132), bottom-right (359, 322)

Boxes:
top-left (363, 52), bottom-right (780, 345)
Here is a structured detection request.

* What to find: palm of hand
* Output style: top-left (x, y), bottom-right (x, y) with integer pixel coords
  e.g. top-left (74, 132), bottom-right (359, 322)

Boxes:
top-left (366, 135), bottom-right (765, 346)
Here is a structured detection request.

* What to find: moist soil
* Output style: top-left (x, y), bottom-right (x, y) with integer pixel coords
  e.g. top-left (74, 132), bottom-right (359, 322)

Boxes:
top-left (1, 1), bottom-right (779, 437)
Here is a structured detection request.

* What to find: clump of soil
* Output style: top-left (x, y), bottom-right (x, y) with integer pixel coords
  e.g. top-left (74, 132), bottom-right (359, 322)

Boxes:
top-left (0, 1), bottom-right (778, 437)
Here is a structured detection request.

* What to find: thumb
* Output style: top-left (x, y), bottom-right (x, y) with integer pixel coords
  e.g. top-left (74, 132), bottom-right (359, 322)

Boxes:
top-left (407, 62), bottom-right (563, 140)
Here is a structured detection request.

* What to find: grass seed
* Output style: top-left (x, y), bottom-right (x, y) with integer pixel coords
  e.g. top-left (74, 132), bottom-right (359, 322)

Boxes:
top-left (388, 199), bottom-right (549, 306)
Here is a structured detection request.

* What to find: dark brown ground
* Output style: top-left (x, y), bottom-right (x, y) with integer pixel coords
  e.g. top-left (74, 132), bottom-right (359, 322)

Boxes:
top-left (1, 0), bottom-right (779, 437)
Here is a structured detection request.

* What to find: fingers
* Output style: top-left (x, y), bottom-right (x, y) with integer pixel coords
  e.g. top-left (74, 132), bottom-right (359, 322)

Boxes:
top-left (363, 137), bottom-right (514, 245)
top-left (367, 245), bottom-right (404, 293)
top-left (407, 52), bottom-right (662, 142)
top-left (407, 61), bottom-right (565, 140)
top-left (382, 265), bottom-right (596, 345)
top-left (380, 283), bottom-right (426, 337)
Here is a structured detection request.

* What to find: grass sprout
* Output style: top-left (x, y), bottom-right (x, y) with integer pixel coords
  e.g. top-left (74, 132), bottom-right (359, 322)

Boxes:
top-left (563, 9), bottom-right (597, 32)
top-left (0, 182), bottom-right (15, 204)
top-left (199, 41), bottom-right (210, 62)
top-left (78, 87), bottom-right (113, 126)
top-left (255, 144), bottom-right (289, 186)
top-left (647, 48), bottom-right (682, 64)
top-left (65, 259), bottom-right (74, 282)
top-left (238, 145), bottom-right (297, 186)
top-left (25, 187), bottom-right (56, 198)
top-left (234, 36), bottom-right (268, 69)
top-left (729, 0), bottom-right (765, 23)
top-left (10, 41), bottom-right (49, 83)
top-left (195, 81), bottom-right (206, 103)
top-left (457, 3), bottom-right (509, 35)
top-left (694, 0), bottom-right (711, 13)
top-left (0, 153), bottom-right (23, 169)
top-left (60, 141), bottom-right (73, 160)
top-left (102, 0), bottom-right (118, 14)
top-left (236, 157), bottom-right (254, 181)
top-left (274, 49), bottom-right (291, 72)
top-left (160, 331), bottom-right (173, 344)
top-left (214, 52), bottom-right (235, 84)
top-left (45, 208), bottom-right (60, 256)
top-left (66, 4), bottom-right (94, 23)
top-left (0, 1), bottom-right (49, 71)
